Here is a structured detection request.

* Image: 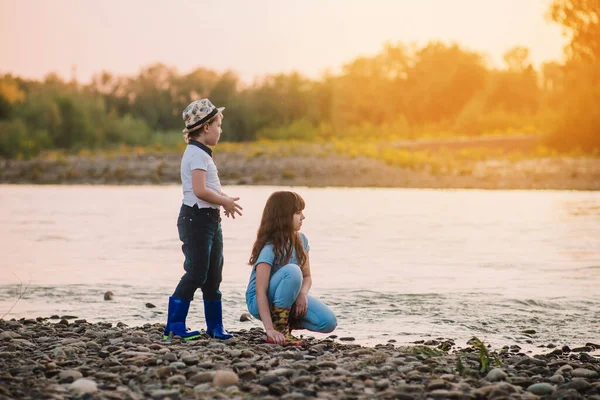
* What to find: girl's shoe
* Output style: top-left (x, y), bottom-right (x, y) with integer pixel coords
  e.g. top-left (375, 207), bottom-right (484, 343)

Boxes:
top-left (268, 305), bottom-right (306, 347)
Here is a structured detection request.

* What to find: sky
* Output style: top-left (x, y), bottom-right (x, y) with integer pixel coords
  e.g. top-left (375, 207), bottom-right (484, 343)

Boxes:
top-left (0, 0), bottom-right (567, 84)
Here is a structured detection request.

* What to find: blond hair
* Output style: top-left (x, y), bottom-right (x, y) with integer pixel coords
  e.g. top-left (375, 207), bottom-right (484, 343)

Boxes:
top-left (183, 113), bottom-right (223, 143)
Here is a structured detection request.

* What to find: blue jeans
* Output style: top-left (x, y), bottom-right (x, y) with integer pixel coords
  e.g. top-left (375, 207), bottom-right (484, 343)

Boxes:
top-left (172, 205), bottom-right (223, 302)
top-left (246, 264), bottom-right (337, 333)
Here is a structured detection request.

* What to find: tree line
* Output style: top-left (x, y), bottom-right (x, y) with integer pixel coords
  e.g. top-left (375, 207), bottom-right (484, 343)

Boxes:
top-left (0, 0), bottom-right (597, 159)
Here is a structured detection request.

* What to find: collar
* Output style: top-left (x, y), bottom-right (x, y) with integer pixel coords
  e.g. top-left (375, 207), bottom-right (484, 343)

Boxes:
top-left (188, 140), bottom-right (213, 158)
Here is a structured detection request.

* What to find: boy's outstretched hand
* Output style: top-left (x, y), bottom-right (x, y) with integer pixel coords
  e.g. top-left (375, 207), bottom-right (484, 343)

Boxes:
top-left (223, 196), bottom-right (243, 219)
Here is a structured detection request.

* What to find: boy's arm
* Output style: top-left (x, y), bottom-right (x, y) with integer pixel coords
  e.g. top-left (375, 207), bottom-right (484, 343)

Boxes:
top-left (192, 170), bottom-right (242, 216)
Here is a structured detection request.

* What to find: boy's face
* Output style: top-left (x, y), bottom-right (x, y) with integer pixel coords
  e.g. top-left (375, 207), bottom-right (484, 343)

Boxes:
top-left (204, 114), bottom-right (223, 146)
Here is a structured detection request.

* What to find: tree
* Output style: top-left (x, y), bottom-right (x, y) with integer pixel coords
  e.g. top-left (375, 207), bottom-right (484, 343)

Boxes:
top-left (406, 42), bottom-right (488, 125)
top-left (549, 0), bottom-right (600, 62)
top-left (547, 0), bottom-right (600, 149)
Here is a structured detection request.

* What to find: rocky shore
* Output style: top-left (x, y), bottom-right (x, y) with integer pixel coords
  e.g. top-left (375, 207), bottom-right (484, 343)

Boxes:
top-left (1, 150), bottom-right (600, 190)
top-left (1, 318), bottom-right (599, 399)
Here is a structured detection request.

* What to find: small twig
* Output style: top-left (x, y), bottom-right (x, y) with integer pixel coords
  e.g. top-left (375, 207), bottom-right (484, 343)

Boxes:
top-left (1, 272), bottom-right (31, 321)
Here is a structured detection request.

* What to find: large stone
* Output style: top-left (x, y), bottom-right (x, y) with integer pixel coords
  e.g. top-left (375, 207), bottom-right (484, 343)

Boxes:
top-left (167, 374), bottom-right (186, 385)
top-left (485, 368), bottom-right (508, 382)
top-left (69, 378), bottom-right (98, 394)
top-left (150, 389), bottom-right (180, 400)
top-left (190, 372), bottom-right (215, 384)
top-left (59, 370), bottom-right (83, 383)
top-left (572, 368), bottom-right (599, 379)
top-left (181, 353), bottom-right (200, 365)
top-left (527, 383), bottom-right (555, 396)
top-left (213, 370), bottom-right (239, 387)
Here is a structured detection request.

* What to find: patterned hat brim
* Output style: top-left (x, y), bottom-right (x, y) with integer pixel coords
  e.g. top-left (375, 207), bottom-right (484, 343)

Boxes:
top-left (182, 107), bottom-right (225, 133)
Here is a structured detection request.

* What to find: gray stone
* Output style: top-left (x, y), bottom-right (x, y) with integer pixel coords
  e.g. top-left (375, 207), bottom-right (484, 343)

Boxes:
top-left (485, 368), bottom-right (508, 382)
top-left (292, 375), bottom-right (313, 386)
top-left (527, 383), bottom-right (555, 396)
top-left (428, 379), bottom-right (450, 390)
top-left (316, 361), bottom-right (338, 369)
top-left (375, 379), bottom-right (390, 390)
top-left (563, 379), bottom-right (591, 392)
top-left (272, 368), bottom-right (294, 377)
top-left (557, 364), bottom-right (573, 374)
top-left (150, 389), bottom-right (180, 400)
top-left (428, 389), bottom-right (463, 399)
top-left (52, 347), bottom-right (66, 359)
top-left (260, 374), bottom-right (280, 386)
top-left (572, 368), bottom-right (599, 379)
top-left (193, 383), bottom-right (212, 392)
top-left (190, 372), bottom-right (214, 384)
top-left (181, 353), bottom-right (199, 365)
top-left (240, 312), bottom-right (252, 322)
top-left (59, 369), bottom-right (83, 383)
top-left (238, 368), bottom-right (258, 380)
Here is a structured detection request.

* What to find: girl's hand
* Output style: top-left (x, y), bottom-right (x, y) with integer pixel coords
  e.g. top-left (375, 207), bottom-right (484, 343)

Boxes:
top-left (223, 196), bottom-right (243, 219)
top-left (266, 328), bottom-right (286, 345)
top-left (292, 293), bottom-right (308, 317)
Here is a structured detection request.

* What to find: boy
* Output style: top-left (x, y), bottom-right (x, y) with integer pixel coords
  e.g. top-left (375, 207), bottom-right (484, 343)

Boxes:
top-left (163, 99), bottom-right (242, 340)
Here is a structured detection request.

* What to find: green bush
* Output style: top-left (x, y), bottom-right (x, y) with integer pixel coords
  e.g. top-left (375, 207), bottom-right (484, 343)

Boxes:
top-left (257, 119), bottom-right (316, 141)
top-left (104, 115), bottom-right (153, 146)
top-left (0, 119), bottom-right (50, 159)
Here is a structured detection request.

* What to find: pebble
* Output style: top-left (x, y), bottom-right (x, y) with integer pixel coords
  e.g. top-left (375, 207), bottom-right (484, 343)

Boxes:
top-left (166, 374), bottom-right (186, 385)
top-left (239, 312), bottom-right (252, 322)
top-left (58, 369), bottom-right (83, 383)
top-left (527, 382), bottom-right (555, 395)
top-left (69, 378), bottom-right (98, 394)
top-left (213, 370), bottom-right (239, 387)
top-left (1, 318), bottom-right (599, 399)
top-left (573, 368), bottom-right (600, 379)
top-left (485, 368), bottom-right (507, 382)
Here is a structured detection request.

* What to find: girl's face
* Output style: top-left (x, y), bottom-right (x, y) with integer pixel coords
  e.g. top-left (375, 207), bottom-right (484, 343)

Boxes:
top-left (203, 114), bottom-right (223, 146)
top-left (293, 210), bottom-right (305, 231)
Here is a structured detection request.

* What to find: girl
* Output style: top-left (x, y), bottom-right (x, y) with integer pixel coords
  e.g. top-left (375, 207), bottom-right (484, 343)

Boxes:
top-left (245, 191), bottom-right (337, 346)
top-left (163, 99), bottom-right (242, 341)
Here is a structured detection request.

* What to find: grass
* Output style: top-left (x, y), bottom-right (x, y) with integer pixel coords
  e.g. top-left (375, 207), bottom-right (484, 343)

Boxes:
top-left (17, 136), bottom-right (600, 182)
top-left (461, 336), bottom-right (503, 375)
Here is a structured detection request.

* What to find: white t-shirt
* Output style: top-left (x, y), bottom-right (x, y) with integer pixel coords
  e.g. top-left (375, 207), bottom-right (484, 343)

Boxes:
top-left (180, 145), bottom-right (221, 209)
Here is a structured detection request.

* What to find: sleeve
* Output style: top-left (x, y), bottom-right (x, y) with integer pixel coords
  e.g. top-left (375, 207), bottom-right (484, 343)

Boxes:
top-left (189, 151), bottom-right (208, 171)
top-left (254, 244), bottom-right (275, 267)
top-left (300, 232), bottom-right (310, 252)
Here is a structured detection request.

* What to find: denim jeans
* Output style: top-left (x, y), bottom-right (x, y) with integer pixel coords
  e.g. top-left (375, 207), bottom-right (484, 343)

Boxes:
top-left (246, 264), bottom-right (337, 333)
top-left (172, 205), bottom-right (223, 302)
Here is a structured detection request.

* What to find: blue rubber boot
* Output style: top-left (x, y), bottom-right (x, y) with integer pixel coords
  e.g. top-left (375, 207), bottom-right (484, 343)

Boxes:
top-left (204, 299), bottom-right (233, 340)
top-left (163, 296), bottom-right (201, 340)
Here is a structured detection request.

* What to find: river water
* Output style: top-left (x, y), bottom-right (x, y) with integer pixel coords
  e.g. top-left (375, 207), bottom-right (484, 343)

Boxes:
top-left (0, 185), bottom-right (598, 353)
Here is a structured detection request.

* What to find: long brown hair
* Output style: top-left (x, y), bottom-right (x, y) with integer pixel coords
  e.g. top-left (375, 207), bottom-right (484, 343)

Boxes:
top-left (249, 191), bottom-right (307, 268)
